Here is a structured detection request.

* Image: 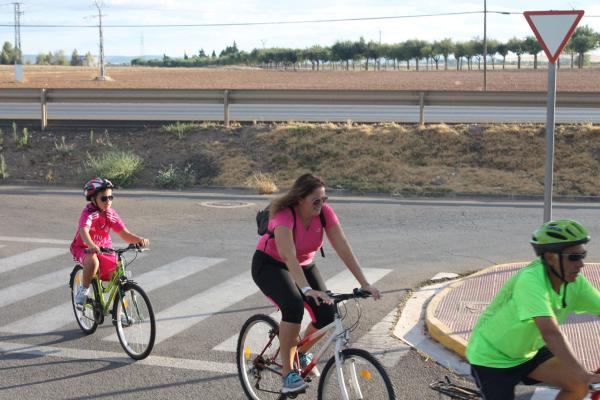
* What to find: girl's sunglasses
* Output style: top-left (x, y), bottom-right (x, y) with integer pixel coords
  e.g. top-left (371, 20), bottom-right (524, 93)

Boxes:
top-left (311, 196), bottom-right (328, 206)
top-left (100, 195), bottom-right (114, 202)
top-left (564, 252), bottom-right (586, 262)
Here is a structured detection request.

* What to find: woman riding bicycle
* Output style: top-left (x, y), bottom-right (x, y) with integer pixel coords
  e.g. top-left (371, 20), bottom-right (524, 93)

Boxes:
top-left (251, 173), bottom-right (381, 395)
top-left (70, 177), bottom-right (150, 308)
top-left (466, 219), bottom-right (600, 400)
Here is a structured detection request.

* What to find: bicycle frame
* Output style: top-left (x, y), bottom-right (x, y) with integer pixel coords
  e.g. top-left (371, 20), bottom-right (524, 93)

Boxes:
top-left (295, 303), bottom-right (362, 400)
top-left (93, 258), bottom-right (125, 315)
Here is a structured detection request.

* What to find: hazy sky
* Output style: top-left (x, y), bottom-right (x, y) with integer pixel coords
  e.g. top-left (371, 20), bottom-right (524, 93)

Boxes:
top-left (1, 0), bottom-right (600, 57)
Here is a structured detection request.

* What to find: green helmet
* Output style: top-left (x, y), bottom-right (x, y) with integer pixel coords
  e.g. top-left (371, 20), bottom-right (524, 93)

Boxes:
top-left (530, 219), bottom-right (590, 256)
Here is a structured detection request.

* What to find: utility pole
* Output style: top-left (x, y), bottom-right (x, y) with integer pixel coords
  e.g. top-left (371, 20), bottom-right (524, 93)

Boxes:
top-left (483, 0), bottom-right (487, 91)
top-left (93, 0), bottom-right (111, 80)
top-left (13, 2), bottom-right (24, 81)
top-left (13, 3), bottom-right (22, 63)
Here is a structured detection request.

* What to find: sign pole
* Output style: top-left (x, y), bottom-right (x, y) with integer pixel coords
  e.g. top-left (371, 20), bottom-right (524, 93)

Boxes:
top-left (543, 62), bottom-right (557, 222)
top-left (523, 9), bottom-right (584, 223)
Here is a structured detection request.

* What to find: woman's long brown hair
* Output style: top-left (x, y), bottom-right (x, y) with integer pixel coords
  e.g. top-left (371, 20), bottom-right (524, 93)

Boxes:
top-left (270, 173), bottom-right (325, 217)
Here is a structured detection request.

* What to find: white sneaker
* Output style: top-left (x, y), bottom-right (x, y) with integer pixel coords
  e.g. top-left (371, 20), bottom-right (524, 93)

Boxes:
top-left (74, 286), bottom-right (90, 309)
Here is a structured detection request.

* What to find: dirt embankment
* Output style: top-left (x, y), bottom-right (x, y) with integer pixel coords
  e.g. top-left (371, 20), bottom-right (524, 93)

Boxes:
top-left (1, 121), bottom-right (599, 197)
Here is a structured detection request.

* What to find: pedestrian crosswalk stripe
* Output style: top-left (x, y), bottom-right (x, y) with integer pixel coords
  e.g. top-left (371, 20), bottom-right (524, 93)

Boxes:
top-left (105, 270), bottom-right (259, 345)
top-left (212, 267), bottom-right (392, 353)
top-left (0, 267), bottom-right (72, 308)
top-left (0, 248), bottom-right (69, 275)
top-left (0, 340), bottom-right (237, 374)
top-left (0, 256), bottom-right (225, 335)
top-left (0, 236), bottom-right (71, 245)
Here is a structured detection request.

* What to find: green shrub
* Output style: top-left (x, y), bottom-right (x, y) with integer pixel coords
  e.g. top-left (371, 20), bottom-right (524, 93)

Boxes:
top-left (11, 122), bottom-right (17, 141)
top-left (16, 127), bottom-right (29, 148)
top-left (85, 150), bottom-right (143, 187)
top-left (54, 136), bottom-right (74, 154)
top-left (0, 154), bottom-right (7, 179)
top-left (160, 122), bottom-right (200, 139)
top-left (154, 163), bottom-right (196, 189)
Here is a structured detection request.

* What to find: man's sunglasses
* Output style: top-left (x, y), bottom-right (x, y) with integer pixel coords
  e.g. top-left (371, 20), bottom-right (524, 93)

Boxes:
top-left (563, 252), bottom-right (586, 262)
top-left (100, 195), bottom-right (114, 202)
top-left (312, 196), bottom-right (328, 206)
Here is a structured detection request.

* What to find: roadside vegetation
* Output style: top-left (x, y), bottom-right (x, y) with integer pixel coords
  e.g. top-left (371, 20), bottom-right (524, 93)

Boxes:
top-left (1, 121), bottom-right (599, 197)
top-left (84, 150), bottom-right (143, 187)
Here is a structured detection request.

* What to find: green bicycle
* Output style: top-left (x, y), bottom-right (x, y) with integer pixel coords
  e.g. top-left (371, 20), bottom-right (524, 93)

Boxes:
top-left (68, 244), bottom-right (156, 360)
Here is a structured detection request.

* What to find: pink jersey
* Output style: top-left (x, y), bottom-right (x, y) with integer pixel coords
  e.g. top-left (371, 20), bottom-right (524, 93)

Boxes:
top-left (256, 202), bottom-right (339, 266)
top-left (71, 204), bottom-right (125, 252)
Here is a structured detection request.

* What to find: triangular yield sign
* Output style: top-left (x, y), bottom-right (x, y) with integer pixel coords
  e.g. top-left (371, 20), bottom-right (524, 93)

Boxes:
top-left (523, 10), bottom-right (584, 64)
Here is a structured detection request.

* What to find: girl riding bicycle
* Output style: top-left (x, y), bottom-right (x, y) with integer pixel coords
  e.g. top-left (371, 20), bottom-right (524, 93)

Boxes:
top-left (70, 177), bottom-right (150, 308)
top-left (251, 173), bottom-right (381, 395)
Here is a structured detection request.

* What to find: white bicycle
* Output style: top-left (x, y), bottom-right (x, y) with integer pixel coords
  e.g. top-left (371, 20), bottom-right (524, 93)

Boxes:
top-left (237, 288), bottom-right (396, 399)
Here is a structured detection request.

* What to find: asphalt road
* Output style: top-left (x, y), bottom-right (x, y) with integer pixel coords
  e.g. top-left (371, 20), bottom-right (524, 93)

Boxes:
top-left (1, 186), bottom-right (599, 399)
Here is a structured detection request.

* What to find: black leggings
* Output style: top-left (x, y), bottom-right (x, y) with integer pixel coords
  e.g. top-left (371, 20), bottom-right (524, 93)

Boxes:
top-left (251, 250), bottom-right (335, 328)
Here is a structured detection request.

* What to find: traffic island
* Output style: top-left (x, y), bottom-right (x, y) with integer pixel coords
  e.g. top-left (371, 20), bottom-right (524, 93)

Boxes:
top-left (425, 262), bottom-right (600, 371)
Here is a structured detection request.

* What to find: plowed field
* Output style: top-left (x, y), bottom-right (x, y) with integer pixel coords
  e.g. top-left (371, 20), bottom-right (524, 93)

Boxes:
top-left (1, 65), bottom-right (600, 91)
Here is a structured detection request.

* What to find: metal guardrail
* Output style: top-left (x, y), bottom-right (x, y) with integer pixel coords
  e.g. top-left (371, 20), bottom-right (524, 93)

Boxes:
top-left (1, 88), bottom-right (599, 129)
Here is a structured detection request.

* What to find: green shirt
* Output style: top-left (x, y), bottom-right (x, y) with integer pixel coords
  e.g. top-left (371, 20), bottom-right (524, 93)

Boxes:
top-left (466, 258), bottom-right (600, 368)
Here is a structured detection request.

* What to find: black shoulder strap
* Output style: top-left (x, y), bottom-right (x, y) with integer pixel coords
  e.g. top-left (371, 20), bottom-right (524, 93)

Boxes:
top-left (319, 210), bottom-right (326, 257)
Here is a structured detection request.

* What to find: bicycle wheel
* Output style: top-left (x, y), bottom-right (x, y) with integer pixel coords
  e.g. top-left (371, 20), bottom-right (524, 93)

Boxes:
top-left (237, 314), bottom-right (286, 400)
top-left (69, 265), bottom-right (98, 334)
top-left (113, 282), bottom-right (156, 360)
top-left (317, 348), bottom-right (396, 400)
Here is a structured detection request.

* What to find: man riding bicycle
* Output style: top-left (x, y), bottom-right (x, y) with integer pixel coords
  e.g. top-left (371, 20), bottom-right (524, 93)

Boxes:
top-left (466, 219), bottom-right (600, 400)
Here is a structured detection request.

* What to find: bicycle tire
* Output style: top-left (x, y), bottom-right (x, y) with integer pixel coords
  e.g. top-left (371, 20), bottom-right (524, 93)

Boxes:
top-left (317, 348), bottom-right (396, 400)
top-left (69, 265), bottom-right (98, 334)
top-left (237, 314), bottom-right (286, 400)
top-left (113, 282), bottom-right (156, 360)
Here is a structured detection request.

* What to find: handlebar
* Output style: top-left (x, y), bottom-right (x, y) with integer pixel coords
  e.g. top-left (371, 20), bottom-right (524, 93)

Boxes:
top-left (84, 243), bottom-right (145, 255)
top-left (326, 288), bottom-right (372, 304)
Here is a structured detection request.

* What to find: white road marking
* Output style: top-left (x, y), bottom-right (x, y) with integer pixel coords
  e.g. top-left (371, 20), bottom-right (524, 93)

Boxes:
top-left (106, 271), bottom-right (259, 344)
top-left (212, 268), bottom-right (392, 353)
top-left (0, 341), bottom-right (236, 374)
top-left (0, 248), bottom-right (69, 275)
top-left (0, 267), bottom-right (72, 308)
top-left (0, 257), bottom-right (225, 335)
top-left (0, 236), bottom-right (71, 245)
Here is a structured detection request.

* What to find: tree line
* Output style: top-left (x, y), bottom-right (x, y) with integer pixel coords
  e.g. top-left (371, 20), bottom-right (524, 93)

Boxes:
top-left (1, 42), bottom-right (95, 66)
top-left (132, 26), bottom-right (600, 70)
top-left (2, 25), bottom-right (598, 70)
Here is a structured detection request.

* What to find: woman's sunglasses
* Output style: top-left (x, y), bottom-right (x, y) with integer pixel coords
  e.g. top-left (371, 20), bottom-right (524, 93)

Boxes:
top-left (311, 196), bottom-right (328, 206)
top-left (100, 195), bottom-right (114, 202)
top-left (564, 252), bottom-right (586, 262)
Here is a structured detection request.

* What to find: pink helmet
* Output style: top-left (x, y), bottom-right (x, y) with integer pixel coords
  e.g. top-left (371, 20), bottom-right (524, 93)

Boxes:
top-left (84, 177), bottom-right (114, 201)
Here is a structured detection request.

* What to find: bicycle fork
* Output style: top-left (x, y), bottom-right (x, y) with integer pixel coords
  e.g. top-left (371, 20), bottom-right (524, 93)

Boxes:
top-left (333, 318), bottom-right (364, 400)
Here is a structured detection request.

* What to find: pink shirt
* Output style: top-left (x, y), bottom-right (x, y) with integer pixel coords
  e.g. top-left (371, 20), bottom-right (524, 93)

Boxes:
top-left (256, 202), bottom-right (339, 266)
top-left (71, 204), bottom-right (125, 250)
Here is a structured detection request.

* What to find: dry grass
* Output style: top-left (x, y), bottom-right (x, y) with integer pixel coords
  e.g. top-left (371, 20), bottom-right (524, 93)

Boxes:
top-left (246, 172), bottom-right (278, 194)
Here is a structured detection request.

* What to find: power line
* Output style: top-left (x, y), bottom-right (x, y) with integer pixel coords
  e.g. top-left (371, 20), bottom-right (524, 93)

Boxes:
top-left (0, 10), bottom-right (525, 28)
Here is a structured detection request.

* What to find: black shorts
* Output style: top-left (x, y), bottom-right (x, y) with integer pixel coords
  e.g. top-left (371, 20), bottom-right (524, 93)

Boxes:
top-left (251, 250), bottom-right (335, 328)
top-left (470, 346), bottom-right (555, 400)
